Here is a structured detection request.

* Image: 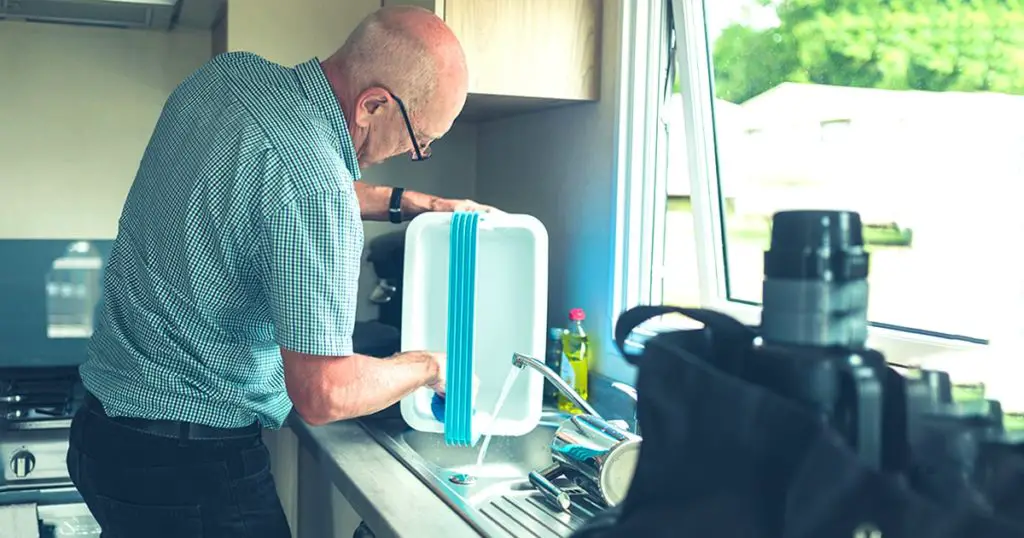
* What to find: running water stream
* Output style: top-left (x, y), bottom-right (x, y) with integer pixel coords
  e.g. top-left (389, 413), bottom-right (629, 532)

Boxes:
top-left (474, 366), bottom-right (522, 467)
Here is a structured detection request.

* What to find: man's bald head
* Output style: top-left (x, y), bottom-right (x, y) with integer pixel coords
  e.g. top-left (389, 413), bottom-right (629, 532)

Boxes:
top-left (322, 6), bottom-right (469, 167)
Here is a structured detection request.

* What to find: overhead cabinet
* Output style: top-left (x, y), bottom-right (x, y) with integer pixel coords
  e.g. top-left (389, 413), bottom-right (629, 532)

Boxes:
top-left (382, 0), bottom-right (604, 120)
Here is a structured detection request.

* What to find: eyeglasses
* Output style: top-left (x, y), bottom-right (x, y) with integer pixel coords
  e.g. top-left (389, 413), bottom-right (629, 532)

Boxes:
top-left (389, 92), bottom-right (431, 162)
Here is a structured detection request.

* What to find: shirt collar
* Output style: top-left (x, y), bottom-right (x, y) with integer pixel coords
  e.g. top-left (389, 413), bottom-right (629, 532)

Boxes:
top-left (294, 58), bottom-right (362, 180)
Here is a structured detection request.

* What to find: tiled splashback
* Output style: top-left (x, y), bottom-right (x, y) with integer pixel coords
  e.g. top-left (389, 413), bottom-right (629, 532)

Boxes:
top-left (0, 239), bottom-right (113, 368)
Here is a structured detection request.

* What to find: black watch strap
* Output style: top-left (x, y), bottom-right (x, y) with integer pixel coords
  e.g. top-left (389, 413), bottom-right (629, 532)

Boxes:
top-left (388, 187), bottom-right (405, 223)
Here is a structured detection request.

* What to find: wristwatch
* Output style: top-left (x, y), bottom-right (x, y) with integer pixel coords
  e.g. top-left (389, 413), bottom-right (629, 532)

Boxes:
top-left (389, 187), bottom-right (405, 224)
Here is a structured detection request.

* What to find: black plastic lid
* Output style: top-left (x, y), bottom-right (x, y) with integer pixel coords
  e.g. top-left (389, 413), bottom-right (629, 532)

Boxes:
top-left (763, 210), bottom-right (869, 281)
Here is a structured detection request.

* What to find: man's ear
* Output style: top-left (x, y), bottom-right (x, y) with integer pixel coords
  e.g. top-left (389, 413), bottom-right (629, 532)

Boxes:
top-left (354, 88), bottom-right (391, 127)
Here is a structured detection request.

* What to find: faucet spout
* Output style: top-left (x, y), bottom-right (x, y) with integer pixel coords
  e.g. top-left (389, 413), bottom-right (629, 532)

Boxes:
top-left (512, 353), bottom-right (601, 417)
top-left (611, 382), bottom-right (641, 437)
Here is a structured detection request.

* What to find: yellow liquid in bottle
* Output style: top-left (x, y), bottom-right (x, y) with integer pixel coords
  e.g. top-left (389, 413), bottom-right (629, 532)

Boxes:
top-left (557, 327), bottom-right (590, 414)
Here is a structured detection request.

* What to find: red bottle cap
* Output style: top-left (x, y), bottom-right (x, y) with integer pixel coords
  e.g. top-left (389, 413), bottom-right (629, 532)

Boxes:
top-left (569, 308), bottom-right (585, 321)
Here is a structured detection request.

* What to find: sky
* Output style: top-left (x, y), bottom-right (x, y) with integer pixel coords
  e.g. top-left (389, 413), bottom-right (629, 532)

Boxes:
top-left (704, 0), bottom-right (780, 41)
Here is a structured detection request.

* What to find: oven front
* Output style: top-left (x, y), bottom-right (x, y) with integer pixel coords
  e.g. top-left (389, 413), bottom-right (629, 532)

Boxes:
top-left (0, 485), bottom-right (100, 537)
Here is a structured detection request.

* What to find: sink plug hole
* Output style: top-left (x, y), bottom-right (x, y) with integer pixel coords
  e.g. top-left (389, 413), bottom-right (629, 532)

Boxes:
top-left (449, 473), bottom-right (477, 485)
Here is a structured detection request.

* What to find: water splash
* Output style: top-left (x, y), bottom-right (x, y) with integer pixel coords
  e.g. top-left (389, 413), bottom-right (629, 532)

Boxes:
top-left (475, 366), bottom-right (522, 467)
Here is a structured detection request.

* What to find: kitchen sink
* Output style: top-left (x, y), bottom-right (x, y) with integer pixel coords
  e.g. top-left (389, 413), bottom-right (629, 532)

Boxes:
top-left (359, 411), bottom-right (608, 538)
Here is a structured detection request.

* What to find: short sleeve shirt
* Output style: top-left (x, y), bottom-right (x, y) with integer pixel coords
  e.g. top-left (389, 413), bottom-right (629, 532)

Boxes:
top-left (78, 52), bottom-right (364, 429)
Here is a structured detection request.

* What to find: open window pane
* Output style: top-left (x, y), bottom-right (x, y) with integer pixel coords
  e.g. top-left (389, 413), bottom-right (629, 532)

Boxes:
top-left (664, 0), bottom-right (1024, 340)
top-left (662, 92), bottom-right (703, 309)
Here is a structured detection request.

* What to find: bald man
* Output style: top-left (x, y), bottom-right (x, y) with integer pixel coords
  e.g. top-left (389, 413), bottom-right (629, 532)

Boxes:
top-left (67, 6), bottom-right (486, 538)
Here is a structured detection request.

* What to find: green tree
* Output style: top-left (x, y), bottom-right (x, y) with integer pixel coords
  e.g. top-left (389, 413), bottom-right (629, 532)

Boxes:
top-left (711, 0), bottom-right (1024, 103)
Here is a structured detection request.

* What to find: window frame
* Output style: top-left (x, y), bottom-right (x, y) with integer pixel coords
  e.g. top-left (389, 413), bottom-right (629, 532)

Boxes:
top-left (611, 0), bottom-right (671, 324)
top-left (618, 0), bottom-right (993, 369)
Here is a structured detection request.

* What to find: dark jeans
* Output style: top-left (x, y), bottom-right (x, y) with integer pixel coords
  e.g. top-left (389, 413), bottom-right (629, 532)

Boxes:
top-left (66, 395), bottom-right (291, 538)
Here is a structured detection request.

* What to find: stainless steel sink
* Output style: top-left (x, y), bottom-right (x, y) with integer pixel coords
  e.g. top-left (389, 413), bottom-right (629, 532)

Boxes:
top-left (360, 411), bottom-right (608, 538)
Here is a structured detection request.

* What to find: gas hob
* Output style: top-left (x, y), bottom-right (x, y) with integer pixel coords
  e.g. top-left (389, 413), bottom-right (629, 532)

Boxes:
top-left (0, 367), bottom-right (82, 490)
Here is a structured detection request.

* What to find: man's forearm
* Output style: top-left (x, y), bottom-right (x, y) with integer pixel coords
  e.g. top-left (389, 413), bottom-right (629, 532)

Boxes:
top-left (352, 182), bottom-right (440, 221)
top-left (286, 350), bottom-right (437, 425)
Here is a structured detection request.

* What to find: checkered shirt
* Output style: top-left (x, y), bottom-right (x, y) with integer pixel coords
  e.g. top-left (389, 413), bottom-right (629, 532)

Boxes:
top-left (79, 52), bottom-right (363, 429)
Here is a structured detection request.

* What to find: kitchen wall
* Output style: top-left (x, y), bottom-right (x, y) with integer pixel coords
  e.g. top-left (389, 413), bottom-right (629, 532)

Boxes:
top-left (475, 0), bottom-right (631, 382)
top-left (0, 11), bottom-right (478, 321)
top-left (220, 0), bottom-right (367, 67)
top-left (0, 21), bottom-right (211, 239)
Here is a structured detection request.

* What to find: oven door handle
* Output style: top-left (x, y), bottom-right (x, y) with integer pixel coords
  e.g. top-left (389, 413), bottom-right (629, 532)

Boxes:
top-left (40, 486), bottom-right (78, 494)
top-left (0, 483), bottom-right (77, 495)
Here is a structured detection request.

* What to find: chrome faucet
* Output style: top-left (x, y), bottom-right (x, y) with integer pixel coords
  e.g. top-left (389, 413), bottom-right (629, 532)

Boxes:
top-left (611, 382), bottom-right (641, 437)
top-left (514, 352), bottom-right (644, 510)
top-left (511, 352), bottom-right (601, 417)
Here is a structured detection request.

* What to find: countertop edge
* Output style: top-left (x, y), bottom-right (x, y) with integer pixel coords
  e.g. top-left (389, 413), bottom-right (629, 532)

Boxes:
top-left (289, 414), bottom-right (481, 538)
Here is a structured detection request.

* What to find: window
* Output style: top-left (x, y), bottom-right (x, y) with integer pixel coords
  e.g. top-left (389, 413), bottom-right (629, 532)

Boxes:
top-left (644, 0), bottom-right (1024, 369)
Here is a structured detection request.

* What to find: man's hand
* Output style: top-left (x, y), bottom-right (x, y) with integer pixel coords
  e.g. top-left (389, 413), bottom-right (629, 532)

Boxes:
top-left (350, 183), bottom-right (505, 221)
top-left (425, 351), bottom-right (447, 395)
top-left (283, 348), bottom-right (451, 425)
top-left (423, 353), bottom-right (480, 403)
top-left (433, 198), bottom-right (504, 214)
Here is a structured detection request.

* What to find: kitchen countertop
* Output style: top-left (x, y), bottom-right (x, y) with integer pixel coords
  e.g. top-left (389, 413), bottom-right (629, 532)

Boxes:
top-left (288, 376), bottom-right (637, 538)
top-left (289, 412), bottom-right (481, 538)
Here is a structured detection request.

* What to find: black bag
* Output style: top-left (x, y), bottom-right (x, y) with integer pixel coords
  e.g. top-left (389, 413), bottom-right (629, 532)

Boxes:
top-left (572, 305), bottom-right (1024, 538)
